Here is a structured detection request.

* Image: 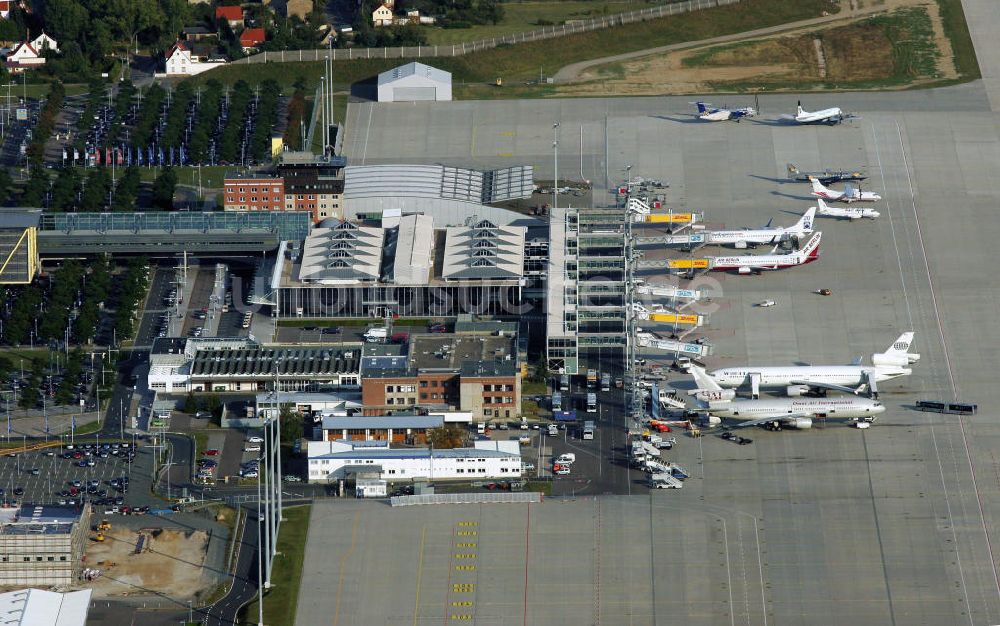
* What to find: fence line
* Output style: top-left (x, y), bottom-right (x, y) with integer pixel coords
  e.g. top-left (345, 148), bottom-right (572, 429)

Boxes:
top-left (235, 0), bottom-right (740, 65)
top-left (391, 492), bottom-right (542, 506)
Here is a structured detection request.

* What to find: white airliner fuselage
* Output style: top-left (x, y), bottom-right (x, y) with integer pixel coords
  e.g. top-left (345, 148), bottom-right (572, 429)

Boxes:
top-left (710, 365), bottom-right (910, 389)
top-left (711, 232), bottom-right (821, 274)
top-left (815, 198), bottom-right (880, 220)
top-left (706, 208), bottom-right (815, 248)
top-left (708, 397), bottom-right (885, 420)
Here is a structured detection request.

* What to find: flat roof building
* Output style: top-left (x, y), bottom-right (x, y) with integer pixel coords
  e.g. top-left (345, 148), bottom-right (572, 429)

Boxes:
top-left (377, 62), bottom-right (452, 102)
top-left (307, 439), bottom-right (521, 482)
top-left (0, 505), bottom-right (91, 587)
top-left (0, 588), bottom-right (92, 626)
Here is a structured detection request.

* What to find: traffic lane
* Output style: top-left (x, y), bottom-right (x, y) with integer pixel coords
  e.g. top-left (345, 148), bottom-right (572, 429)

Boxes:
top-left (202, 510), bottom-right (258, 626)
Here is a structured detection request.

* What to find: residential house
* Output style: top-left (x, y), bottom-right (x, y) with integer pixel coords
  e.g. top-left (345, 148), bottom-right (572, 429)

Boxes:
top-left (283, 0), bottom-right (313, 19)
top-left (164, 40), bottom-right (227, 76)
top-left (215, 5), bottom-right (244, 29)
top-left (0, 1), bottom-right (10, 19)
top-left (30, 32), bottom-right (57, 53)
top-left (371, 3), bottom-right (393, 27)
top-left (5, 41), bottom-right (44, 72)
top-left (239, 27), bottom-right (266, 52)
top-left (181, 26), bottom-right (214, 41)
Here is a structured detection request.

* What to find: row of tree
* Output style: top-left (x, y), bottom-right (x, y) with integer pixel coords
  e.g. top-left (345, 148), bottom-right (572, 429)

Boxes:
top-left (25, 82), bottom-right (65, 168)
top-left (111, 260), bottom-right (149, 344)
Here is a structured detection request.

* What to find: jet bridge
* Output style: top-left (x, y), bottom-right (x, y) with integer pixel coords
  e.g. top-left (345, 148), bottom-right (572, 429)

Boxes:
top-left (631, 304), bottom-right (704, 327)
top-left (636, 332), bottom-right (712, 357)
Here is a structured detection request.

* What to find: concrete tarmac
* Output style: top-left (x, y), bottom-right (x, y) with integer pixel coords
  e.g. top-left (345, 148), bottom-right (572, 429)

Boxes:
top-left (328, 86), bottom-right (1000, 625)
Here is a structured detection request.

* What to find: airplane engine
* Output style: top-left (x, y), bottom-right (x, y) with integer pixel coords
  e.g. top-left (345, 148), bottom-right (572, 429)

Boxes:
top-left (872, 352), bottom-right (921, 367)
top-left (737, 266), bottom-right (752, 275)
top-left (785, 385), bottom-right (810, 397)
top-left (703, 415), bottom-right (722, 426)
top-left (694, 389), bottom-right (736, 403)
top-left (734, 241), bottom-right (748, 249)
top-left (787, 417), bottom-right (813, 429)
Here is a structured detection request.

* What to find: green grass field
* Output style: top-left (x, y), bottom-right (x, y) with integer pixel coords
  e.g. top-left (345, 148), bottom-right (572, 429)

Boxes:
top-left (192, 0), bottom-right (838, 92)
top-left (937, 0), bottom-right (980, 80)
top-left (241, 505), bottom-right (311, 625)
top-left (424, 0), bottom-right (655, 45)
top-left (138, 166), bottom-right (231, 190)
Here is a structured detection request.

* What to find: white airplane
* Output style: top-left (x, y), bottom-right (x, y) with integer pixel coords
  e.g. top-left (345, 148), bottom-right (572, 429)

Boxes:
top-left (706, 332), bottom-right (919, 398)
top-left (710, 231), bottom-right (821, 274)
top-left (706, 207), bottom-right (815, 248)
top-left (782, 101), bottom-right (855, 125)
top-left (815, 198), bottom-right (880, 220)
top-left (810, 178), bottom-right (881, 203)
top-left (686, 366), bottom-right (886, 429)
top-left (692, 101), bottom-right (756, 122)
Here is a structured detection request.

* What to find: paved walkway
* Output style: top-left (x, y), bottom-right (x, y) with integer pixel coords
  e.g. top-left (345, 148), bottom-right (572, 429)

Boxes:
top-left (959, 0), bottom-right (1000, 111)
top-left (553, 3), bottom-right (891, 82)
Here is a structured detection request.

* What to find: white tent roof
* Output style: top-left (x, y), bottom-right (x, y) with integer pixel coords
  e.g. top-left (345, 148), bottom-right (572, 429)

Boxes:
top-left (377, 62), bottom-right (451, 86)
top-left (0, 588), bottom-right (91, 626)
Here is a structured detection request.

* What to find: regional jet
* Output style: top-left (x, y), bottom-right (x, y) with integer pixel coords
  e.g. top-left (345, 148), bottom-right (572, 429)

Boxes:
top-left (815, 198), bottom-right (880, 220)
top-left (782, 101), bottom-right (856, 125)
top-left (787, 163), bottom-right (867, 185)
top-left (810, 178), bottom-right (881, 203)
top-left (705, 207), bottom-right (815, 248)
top-left (710, 231), bottom-right (821, 274)
top-left (686, 366), bottom-right (886, 429)
top-left (705, 332), bottom-right (918, 398)
top-left (692, 101), bottom-right (756, 122)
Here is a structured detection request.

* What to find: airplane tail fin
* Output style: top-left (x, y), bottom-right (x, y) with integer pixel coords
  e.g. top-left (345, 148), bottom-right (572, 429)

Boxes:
top-left (694, 101), bottom-right (708, 113)
top-left (688, 365), bottom-right (723, 392)
top-left (871, 332), bottom-right (919, 367)
top-left (787, 163), bottom-right (799, 177)
top-left (815, 198), bottom-right (830, 214)
top-left (797, 100), bottom-right (804, 115)
top-left (764, 217), bottom-right (773, 229)
top-left (810, 178), bottom-right (828, 196)
top-left (799, 232), bottom-right (822, 259)
top-left (793, 206), bottom-right (816, 233)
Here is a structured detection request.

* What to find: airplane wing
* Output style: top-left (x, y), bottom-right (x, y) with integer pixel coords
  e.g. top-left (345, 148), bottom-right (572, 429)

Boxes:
top-left (736, 412), bottom-right (813, 428)
top-left (788, 380), bottom-right (865, 395)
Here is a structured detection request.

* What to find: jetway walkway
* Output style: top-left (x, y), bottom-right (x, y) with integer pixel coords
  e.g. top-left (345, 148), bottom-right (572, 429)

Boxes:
top-left (636, 332), bottom-right (712, 357)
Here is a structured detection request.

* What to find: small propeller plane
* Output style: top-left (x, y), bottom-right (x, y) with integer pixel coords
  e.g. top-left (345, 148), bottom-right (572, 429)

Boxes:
top-left (692, 101), bottom-right (756, 122)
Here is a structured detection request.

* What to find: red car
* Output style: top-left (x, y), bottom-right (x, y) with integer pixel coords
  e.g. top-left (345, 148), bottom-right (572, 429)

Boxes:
top-left (204, 449), bottom-right (220, 456)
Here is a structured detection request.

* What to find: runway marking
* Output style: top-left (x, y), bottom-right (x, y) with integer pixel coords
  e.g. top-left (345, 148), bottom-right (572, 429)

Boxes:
top-left (332, 510), bottom-right (361, 626)
top-left (895, 120), bottom-right (1000, 611)
top-left (875, 121), bottom-right (974, 624)
top-left (361, 103), bottom-right (374, 165)
top-left (497, 152), bottom-right (513, 157)
top-left (470, 126), bottom-right (477, 156)
top-left (523, 503), bottom-right (531, 626)
top-left (411, 525), bottom-right (427, 626)
top-left (721, 517), bottom-right (735, 626)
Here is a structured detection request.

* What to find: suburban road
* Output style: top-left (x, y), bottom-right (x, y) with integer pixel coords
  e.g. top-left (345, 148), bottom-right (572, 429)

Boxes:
top-left (200, 509), bottom-right (259, 626)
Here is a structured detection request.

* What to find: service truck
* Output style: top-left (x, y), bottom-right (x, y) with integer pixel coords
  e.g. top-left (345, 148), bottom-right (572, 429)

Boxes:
top-left (364, 327), bottom-right (388, 342)
top-left (600, 373), bottom-right (611, 392)
top-left (586, 369), bottom-right (598, 389)
top-left (585, 393), bottom-right (597, 413)
top-left (582, 420), bottom-right (596, 440)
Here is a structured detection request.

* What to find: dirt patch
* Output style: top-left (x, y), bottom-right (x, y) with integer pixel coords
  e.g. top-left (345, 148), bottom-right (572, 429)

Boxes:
top-left (79, 527), bottom-right (212, 601)
top-left (560, 0), bottom-right (955, 96)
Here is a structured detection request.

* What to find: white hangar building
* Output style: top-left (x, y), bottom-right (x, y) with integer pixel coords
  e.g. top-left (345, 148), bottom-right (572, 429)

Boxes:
top-left (377, 62), bottom-right (452, 102)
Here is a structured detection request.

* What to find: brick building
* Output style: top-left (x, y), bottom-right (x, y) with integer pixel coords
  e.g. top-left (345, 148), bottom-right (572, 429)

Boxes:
top-left (360, 331), bottom-right (521, 421)
top-left (277, 153), bottom-right (345, 222)
top-left (223, 174), bottom-right (286, 213)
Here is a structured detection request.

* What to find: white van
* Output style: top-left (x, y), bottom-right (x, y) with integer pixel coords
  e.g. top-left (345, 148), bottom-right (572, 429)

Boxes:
top-left (556, 453), bottom-right (576, 465)
top-left (364, 327), bottom-right (388, 342)
top-left (476, 422), bottom-right (486, 435)
top-left (547, 424), bottom-right (559, 436)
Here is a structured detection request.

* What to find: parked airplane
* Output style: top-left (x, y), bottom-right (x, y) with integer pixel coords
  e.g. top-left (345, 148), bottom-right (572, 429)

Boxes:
top-left (705, 207), bottom-right (815, 248)
top-left (710, 232), bottom-right (821, 274)
top-left (810, 178), bottom-right (881, 203)
top-left (781, 101), bottom-right (856, 125)
top-left (815, 198), bottom-right (880, 220)
top-left (692, 101), bottom-right (756, 122)
top-left (787, 163), bottom-right (867, 185)
top-left (686, 366), bottom-right (886, 429)
top-left (704, 332), bottom-right (918, 398)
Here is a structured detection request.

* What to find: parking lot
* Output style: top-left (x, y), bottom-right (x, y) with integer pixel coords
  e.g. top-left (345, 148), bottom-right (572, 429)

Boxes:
top-left (0, 440), bottom-right (139, 508)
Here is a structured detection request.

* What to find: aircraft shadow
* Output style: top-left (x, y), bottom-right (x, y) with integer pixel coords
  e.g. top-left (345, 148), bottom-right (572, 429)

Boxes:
top-left (770, 190), bottom-right (815, 201)
top-left (650, 115), bottom-right (703, 124)
top-left (749, 118), bottom-right (796, 127)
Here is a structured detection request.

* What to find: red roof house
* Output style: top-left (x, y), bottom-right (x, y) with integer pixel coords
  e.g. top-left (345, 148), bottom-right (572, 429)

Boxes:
top-left (215, 6), bottom-right (244, 28)
top-left (239, 28), bottom-right (266, 51)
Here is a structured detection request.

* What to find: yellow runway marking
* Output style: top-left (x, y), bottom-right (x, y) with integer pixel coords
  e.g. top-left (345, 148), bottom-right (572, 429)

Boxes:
top-left (332, 511), bottom-right (361, 626)
top-left (411, 525), bottom-right (427, 626)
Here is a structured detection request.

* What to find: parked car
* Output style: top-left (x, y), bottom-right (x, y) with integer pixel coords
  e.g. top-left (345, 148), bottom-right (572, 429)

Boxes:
top-left (283, 475), bottom-right (302, 482)
top-left (204, 449), bottom-right (220, 456)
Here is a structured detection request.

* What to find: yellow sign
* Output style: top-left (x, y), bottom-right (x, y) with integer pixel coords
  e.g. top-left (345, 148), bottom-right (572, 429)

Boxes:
top-left (648, 213), bottom-right (693, 223)
top-left (668, 259), bottom-right (710, 269)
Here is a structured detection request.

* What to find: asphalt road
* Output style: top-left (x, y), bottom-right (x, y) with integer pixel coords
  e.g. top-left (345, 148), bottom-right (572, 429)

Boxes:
top-left (201, 508), bottom-right (259, 626)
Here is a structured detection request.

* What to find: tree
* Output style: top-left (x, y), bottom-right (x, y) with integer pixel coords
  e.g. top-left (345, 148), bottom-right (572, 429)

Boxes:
top-left (151, 167), bottom-right (177, 210)
top-left (0, 168), bottom-right (12, 206)
top-left (49, 168), bottom-right (81, 212)
top-left (428, 424), bottom-right (468, 449)
top-left (20, 168), bottom-right (49, 207)
top-left (80, 168), bottom-right (111, 211)
top-left (280, 407), bottom-right (304, 443)
top-left (112, 166), bottom-right (141, 211)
